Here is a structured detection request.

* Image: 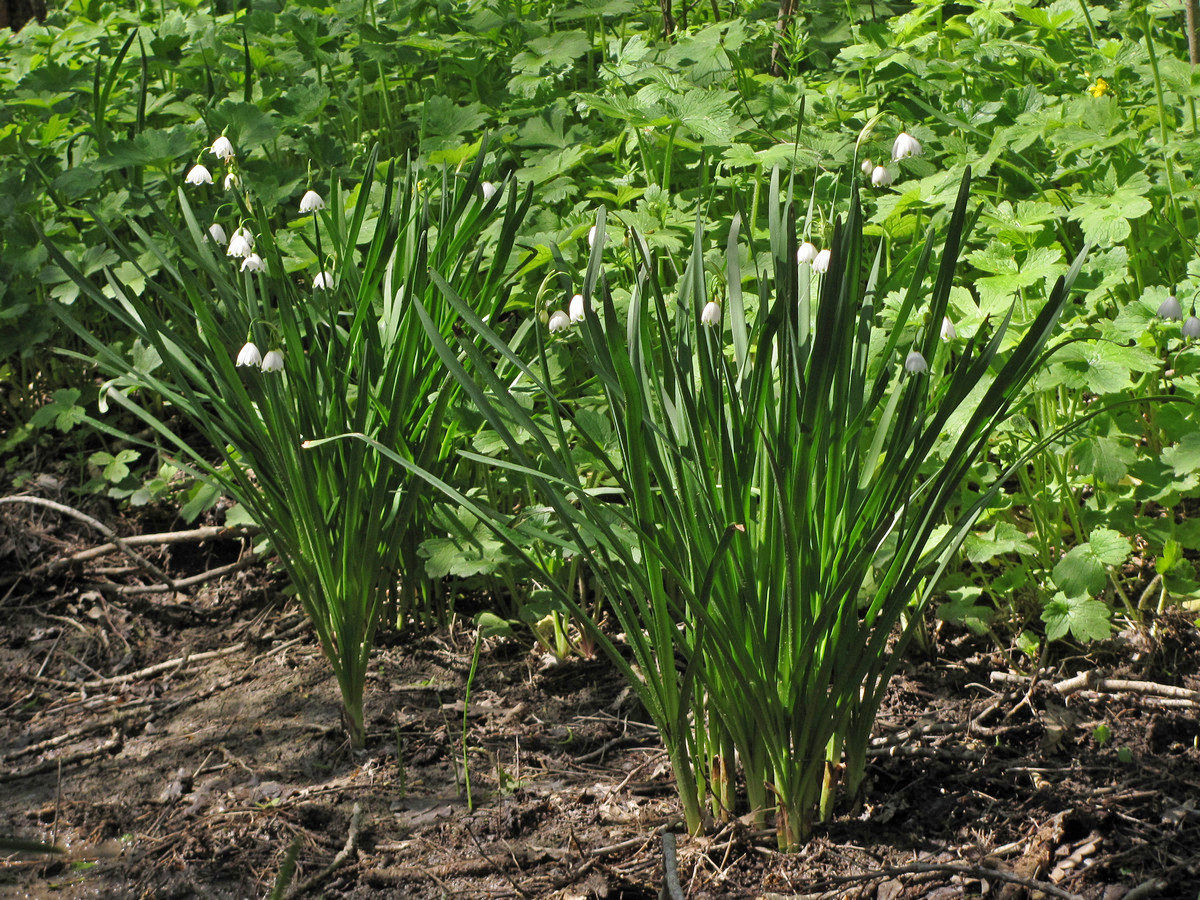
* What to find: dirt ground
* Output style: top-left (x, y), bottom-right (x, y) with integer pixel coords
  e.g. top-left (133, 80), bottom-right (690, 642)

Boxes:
top-left (2, 499), bottom-right (1200, 899)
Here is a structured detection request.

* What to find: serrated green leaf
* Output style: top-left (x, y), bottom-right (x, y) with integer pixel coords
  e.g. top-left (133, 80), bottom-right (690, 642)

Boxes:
top-left (936, 586), bottom-right (995, 635)
top-left (474, 611), bottom-right (515, 639)
top-left (1073, 435), bottom-right (1135, 484)
top-left (964, 521), bottom-right (1036, 563)
top-left (1066, 181), bottom-right (1153, 245)
top-left (1157, 538), bottom-right (1183, 575)
top-left (1053, 543), bottom-right (1106, 596)
top-left (1042, 593), bottom-right (1112, 642)
top-left (1161, 432), bottom-right (1200, 476)
top-left (1089, 527), bottom-right (1131, 566)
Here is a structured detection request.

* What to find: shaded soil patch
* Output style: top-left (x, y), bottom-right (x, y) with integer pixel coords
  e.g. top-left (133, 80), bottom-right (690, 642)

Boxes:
top-left (1, 503), bottom-right (1199, 898)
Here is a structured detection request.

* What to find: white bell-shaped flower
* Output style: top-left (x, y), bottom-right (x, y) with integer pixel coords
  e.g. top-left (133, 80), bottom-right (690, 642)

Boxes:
top-left (892, 132), bottom-right (923, 160)
top-left (797, 242), bottom-right (818, 265)
top-left (481, 181), bottom-right (497, 201)
top-left (207, 223), bottom-right (227, 244)
top-left (871, 165), bottom-right (894, 187)
top-left (224, 172), bottom-right (240, 191)
top-left (700, 300), bottom-right (721, 328)
top-left (240, 252), bottom-right (265, 273)
top-left (940, 316), bottom-right (957, 341)
top-left (185, 164), bottom-right (213, 185)
top-left (813, 248), bottom-right (832, 274)
top-left (210, 135), bottom-right (235, 161)
top-left (860, 157), bottom-right (873, 176)
top-left (226, 228), bottom-right (254, 258)
top-left (548, 310), bottom-right (571, 333)
top-left (313, 271), bottom-right (334, 290)
top-left (236, 342), bottom-right (262, 367)
top-left (1185, 316), bottom-right (1200, 339)
top-left (569, 293), bottom-right (585, 322)
top-left (299, 190), bottom-right (325, 213)
top-left (260, 349), bottom-right (284, 372)
top-left (904, 350), bottom-right (929, 373)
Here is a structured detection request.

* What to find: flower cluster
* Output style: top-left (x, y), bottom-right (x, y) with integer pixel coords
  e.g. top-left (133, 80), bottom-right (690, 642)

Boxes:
top-left (185, 133), bottom-right (242, 193)
top-left (236, 341), bottom-right (285, 373)
top-left (860, 130), bottom-right (925, 191)
top-left (186, 132), bottom-right (334, 374)
top-left (797, 241), bottom-right (831, 274)
top-left (547, 293), bottom-right (588, 334)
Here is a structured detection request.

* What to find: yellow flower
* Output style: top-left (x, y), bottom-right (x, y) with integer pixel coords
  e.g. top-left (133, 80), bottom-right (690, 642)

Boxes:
top-left (1087, 77), bottom-right (1110, 97)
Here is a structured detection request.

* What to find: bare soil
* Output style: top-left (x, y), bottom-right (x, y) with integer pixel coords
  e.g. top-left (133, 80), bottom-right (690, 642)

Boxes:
top-left (2, 499), bottom-right (1200, 899)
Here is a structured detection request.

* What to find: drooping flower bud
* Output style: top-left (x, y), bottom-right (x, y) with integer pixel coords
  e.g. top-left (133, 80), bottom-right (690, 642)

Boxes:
top-left (481, 181), bottom-right (497, 201)
top-left (940, 316), bottom-right (957, 341)
top-left (1158, 295), bottom-right (1183, 320)
top-left (569, 293), bottom-right (585, 323)
top-left (1184, 316), bottom-right (1200, 339)
top-left (224, 172), bottom-right (240, 191)
top-left (700, 300), bottom-right (721, 328)
top-left (813, 248), bottom-right (832, 274)
top-left (861, 158), bottom-right (874, 176)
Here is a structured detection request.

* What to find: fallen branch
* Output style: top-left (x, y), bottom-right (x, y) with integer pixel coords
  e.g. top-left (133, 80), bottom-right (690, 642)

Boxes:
top-left (0, 735), bottom-right (123, 783)
top-left (99, 553), bottom-right (262, 595)
top-left (28, 642), bottom-right (247, 690)
top-left (1054, 671), bottom-right (1200, 705)
top-left (0, 496), bottom-right (179, 591)
top-left (289, 802), bottom-right (364, 897)
top-left (0, 702), bottom-right (152, 763)
top-left (27, 523), bottom-right (261, 574)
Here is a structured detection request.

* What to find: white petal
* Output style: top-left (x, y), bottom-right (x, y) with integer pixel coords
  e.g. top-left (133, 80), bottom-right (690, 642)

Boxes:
top-left (548, 310), bottom-right (571, 333)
